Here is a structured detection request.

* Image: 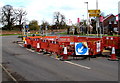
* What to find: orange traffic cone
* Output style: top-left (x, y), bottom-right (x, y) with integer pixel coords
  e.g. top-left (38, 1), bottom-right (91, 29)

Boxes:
top-left (108, 47), bottom-right (118, 61)
top-left (24, 40), bottom-right (27, 47)
top-left (36, 43), bottom-right (40, 52)
top-left (60, 47), bottom-right (69, 61)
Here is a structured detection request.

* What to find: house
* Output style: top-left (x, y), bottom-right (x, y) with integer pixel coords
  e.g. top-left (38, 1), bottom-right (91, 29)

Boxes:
top-left (102, 14), bottom-right (118, 34)
top-left (118, 13), bottom-right (120, 35)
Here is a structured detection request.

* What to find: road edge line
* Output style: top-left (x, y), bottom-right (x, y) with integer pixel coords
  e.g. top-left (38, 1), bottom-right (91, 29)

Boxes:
top-left (0, 64), bottom-right (18, 82)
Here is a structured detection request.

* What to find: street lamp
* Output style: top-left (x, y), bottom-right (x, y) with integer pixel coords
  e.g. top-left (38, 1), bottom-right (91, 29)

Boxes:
top-left (84, 2), bottom-right (89, 35)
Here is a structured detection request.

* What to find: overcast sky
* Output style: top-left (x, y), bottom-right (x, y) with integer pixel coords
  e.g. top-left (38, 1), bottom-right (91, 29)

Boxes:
top-left (0, 0), bottom-right (119, 25)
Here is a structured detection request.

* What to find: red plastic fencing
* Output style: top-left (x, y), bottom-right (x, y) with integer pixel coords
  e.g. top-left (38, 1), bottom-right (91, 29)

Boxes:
top-left (87, 38), bottom-right (103, 55)
top-left (40, 36), bottom-right (58, 52)
top-left (25, 36), bottom-right (120, 57)
top-left (25, 36), bottom-right (42, 48)
top-left (77, 37), bottom-right (87, 42)
top-left (102, 36), bottom-right (120, 49)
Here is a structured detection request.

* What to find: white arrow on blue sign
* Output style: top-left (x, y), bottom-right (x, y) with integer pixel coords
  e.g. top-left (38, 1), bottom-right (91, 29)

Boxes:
top-left (25, 25), bottom-right (29, 28)
top-left (75, 42), bottom-right (89, 55)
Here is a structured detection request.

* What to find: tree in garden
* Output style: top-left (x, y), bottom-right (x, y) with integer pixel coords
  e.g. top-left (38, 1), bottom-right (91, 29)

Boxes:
top-left (16, 8), bottom-right (27, 25)
top-left (40, 20), bottom-right (50, 30)
top-left (0, 5), bottom-right (17, 30)
top-left (0, 5), bottom-right (27, 30)
top-left (15, 8), bottom-right (27, 31)
top-left (53, 12), bottom-right (66, 29)
top-left (29, 20), bottom-right (39, 30)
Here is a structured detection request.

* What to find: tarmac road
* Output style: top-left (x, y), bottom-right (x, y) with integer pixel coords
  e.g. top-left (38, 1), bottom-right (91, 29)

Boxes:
top-left (2, 35), bottom-right (118, 81)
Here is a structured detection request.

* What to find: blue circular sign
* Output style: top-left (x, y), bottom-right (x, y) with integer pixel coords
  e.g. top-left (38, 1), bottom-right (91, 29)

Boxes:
top-left (76, 43), bottom-right (88, 55)
top-left (25, 25), bottom-right (29, 28)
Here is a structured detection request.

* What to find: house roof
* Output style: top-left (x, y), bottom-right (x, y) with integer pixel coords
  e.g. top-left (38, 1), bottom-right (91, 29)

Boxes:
top-left (103, 14), bottom-right (115, 22)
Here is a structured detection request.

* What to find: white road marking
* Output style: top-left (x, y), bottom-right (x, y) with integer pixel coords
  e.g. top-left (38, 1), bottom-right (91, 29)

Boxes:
top-left (64, 61), bottom-right (91, 70)
top-left (18, 44), bottom-right (24, 47)
top-left (21, 44), bottom-right (91, 70)
top-left (50, 56), bottom-right (60, 60)
top-left (26, 49), bottom-right (35, 52)
top-left (49, 55), bottom-right (90, 70)
top-left (37, 52), bottom-right (42, 55)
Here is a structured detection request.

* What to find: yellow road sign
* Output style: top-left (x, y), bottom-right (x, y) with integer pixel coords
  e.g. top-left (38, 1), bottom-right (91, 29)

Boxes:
top-left (88, 9), bottom-right (100, 14)
top-left (96, 10), bottom-right (100, 13)
top-left (89, 13), bottom-right (100, 17)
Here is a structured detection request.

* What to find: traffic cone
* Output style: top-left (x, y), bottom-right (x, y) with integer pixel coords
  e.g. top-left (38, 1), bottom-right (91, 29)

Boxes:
top-left (108, 47), bottom-right (118, 61)
top-left (60, 47), bottom-right (69, 61)
top-left (24, 40), bottom-right (27, 47)
top-left (36, 43), bottom-right (40, 52)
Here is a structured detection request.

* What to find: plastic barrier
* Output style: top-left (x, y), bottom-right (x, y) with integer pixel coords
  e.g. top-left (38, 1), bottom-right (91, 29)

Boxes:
top-left (24, 36), bottom-right (119, 60)
top-left (87, 38), bottom-right (103, 55)
top-left (24, 36), bottom-right (42, 49)
top-left (40, 36), bottom-right (58, 52)
top-left (102, 36), bottom-right (120, 49)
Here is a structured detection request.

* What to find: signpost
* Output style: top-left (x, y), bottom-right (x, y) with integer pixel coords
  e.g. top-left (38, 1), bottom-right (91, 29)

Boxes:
top-left (89, 13), bottom-right (100, 17)
top-left (88, 9), bottom-right (100, 14)
top-left (88, 9), bottom-right (100, 17)
top-left (88, 9), bottom-right (101, 37)
top-left (25, 25), bottom-right (29, 37)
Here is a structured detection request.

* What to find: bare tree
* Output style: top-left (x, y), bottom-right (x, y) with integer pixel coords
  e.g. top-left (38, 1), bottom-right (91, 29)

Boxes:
top-left (53, 12), bottom-right (66, 29)
top-left (16, 8), bottom-right (27, 25)
top-left (41, 20), bottom-right (49, 30)
top-left (1, 5), bottom-right (17, 30)
top-left (15, 8), bottom-right (27, 31)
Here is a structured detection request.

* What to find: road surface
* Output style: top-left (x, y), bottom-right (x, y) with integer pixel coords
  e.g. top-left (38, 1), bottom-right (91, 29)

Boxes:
top-left (2, 35), bottom-right (118, 82)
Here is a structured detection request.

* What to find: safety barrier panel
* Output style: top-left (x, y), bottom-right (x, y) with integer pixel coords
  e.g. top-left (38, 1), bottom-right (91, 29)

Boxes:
top-left (102, 36), bottom-right (120, 49)
top-left (24, 36), bottom-right (119, 60)
top-left (87, 38), bottom-right (103, 55)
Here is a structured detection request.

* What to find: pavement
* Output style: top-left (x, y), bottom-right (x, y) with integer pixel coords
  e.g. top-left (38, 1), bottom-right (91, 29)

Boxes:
top-left (2, 35), bottom-right (119, 81)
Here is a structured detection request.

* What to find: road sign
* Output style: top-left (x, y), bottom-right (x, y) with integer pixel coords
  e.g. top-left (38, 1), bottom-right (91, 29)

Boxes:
top-left (88, 9), bottom-right (100, 14)
top-left (25, 25), bottom-right (29, 28)
top-left (75, 42), bottom-right (89, 55)
top-left (89, 13), bottom-right (100, 17)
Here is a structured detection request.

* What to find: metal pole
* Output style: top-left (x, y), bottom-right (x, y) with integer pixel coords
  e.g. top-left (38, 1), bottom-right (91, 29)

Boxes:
top-left (84, 2), bottom-right (89, 36)
top-left (96, 0), bottom-right (99, 37)
top-left (46, 25), bottom-right (48, 36)
top-left (23, 25), bottom-right (25, 36)
top-left (87, 2), bottom-right (89, 36)
top-left (27, 29), bottom-right (28, 37)
top-left (82, 15), bottom-right (84, 34)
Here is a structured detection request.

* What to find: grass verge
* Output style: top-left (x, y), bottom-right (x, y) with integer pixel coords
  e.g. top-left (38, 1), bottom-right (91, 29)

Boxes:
top-left (58, 32), bottom-right (120, 37)
top-left (0, 34), bottom-right (21, 36)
